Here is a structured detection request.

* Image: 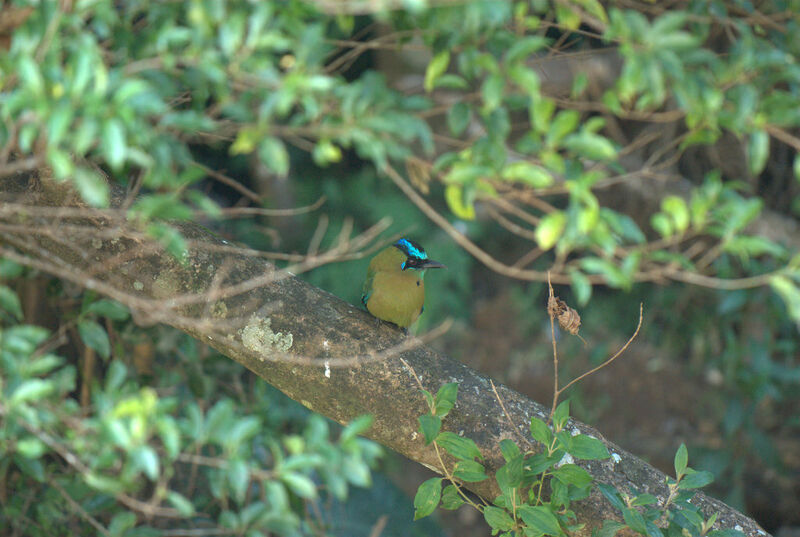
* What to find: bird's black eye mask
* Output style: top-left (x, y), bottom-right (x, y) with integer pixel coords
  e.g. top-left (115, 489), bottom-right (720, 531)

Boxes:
top-left (401, 257), bottom-right (426, 270)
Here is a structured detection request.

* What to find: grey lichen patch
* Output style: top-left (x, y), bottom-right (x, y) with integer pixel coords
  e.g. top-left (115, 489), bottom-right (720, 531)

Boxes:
top-left (211, 301), bottom-right (228, 318)
top-left (152, 270), bottom-right (181, 299)
top-left (133, 280), bottom-right (144, 291)
top-left (241, 316), bottom-right (293, 359)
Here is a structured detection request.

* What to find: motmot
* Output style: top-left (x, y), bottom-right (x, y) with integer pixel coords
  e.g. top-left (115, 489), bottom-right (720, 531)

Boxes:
top-left (361, 238), bottom-right (446, 329)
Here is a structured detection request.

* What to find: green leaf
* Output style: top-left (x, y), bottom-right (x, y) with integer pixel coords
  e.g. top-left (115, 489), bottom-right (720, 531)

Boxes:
top-left (130, 194), bottom-right (193, 221)
top-left (282, 454), bottom-right (323, 473)
top-left (482, 73), bottom-right (505, 112)
top-left (0, 285), bottom-right (23, 320)
top-left (674, 443), bottom-right (688, 477)
top-left (418, 414), bottom-right (442, 445)
top-left (146, 223), bottom-right (188, 259)
top-left (0, 259), bottom-right (24, 278)
top-left (568, 434), bottom-right (610, 460)
top-left (14, 456), bottom-right (45, 482)
top-left (16, 437), bottom-right (47, 459)
top-left (445, 184), bottom-right (476, 220)
top-left (678, 469), bottom-right (714, 490)
top-left (413, 477), bottom-right (443, 519)
top-left (441, 484), bottom-right (465, 510)
top-left (132, 445), bottom-right (160, 480)
top-left (622, 507), bottom-right (648, 534)
top-left (78, 320), bottom-right (111, 359)
top-left (85, 472), bottom-right (125, 494)
top-left (226, 459), bottom-right (249, 503)
top-left (501, 161), bottom-right (554, 188)
top-left (505, 36), bottom-right (549, 65)
top-left (554, 2), bottom-right (581, 30)
top-left (425, 50), bottom-right (451, 93)
top-left (230, 127), bottom-right (257, 154)
top-left (553, 400), bottom-right (570, 430)
top-left (422, 388), bottom-right (435, 409)
top-left (341, 414), bottom-right (373, 443)
top-left (546, 110), bottom-right (580, 146)
top-left (580, 257), bottom-right (630, 290)
top-left (568, 270), bottom-right (592, 306)
top-left (435, 74), bottom-right (469, 90)
top-left (661, 196), bottom-right (690, 233)
top-left (770, 275), bottom-right (800, 323)
top-left (747, 130), bottom-right (769, 176)
top-left (453, 460), bottom-right (488, 482)
top-left (18, 55), bottom-right (44, 95)
top-left (597, 520), bottom-right (627, 537)
top-left (484, 506), bottom-right (515, 532)
top-left (518, 505), bottom-right (562, 536)
top-left (723, 236), bottom-right (786, 262)
top-left (499, 438), bottom-right (521, 462)
top-left (721, 198), bottom-right (762, 235)
top-left (551, 464), bottom-right (592, 488)
top-left (312, 139), bottom-right (342, 166)
top-left (563, 132), bottom-right (617, 160)
top-left (434, 382), bottom-right (458, 417)
top-left (258, 137), bottom-right (289, 176)
top-left (630, 493), bottom-right (658, 506)
top-left (496, 454), bottom-right (523, 491)
top-left (343, 455), bottom-right (372, 487)
top-left (448, 102), bottom-right (471, 136)
top-left (651, 213), bottom-right (673, 238)
top-left (535, 211), bottom-right (567, 250)
top-left (510, 64), bottom-right (541, 95)
top-left (167, 491), bottom-right (196, 516)
top-left (105, 360), bottom-right (127, 392)
top-left (282, 471), bottom-right (317, 499)
top-left (573, 0), bottom-right (608, 23)
top-left (601, 208), bottom-right (645, 245)
top-left (530, 417), bottom-right (553, 445)
top-left (596, 483), bottom-right (625, 511)
top-left (102, 119), bottom-right (126, 171)
top-left (73, 167), bottom-right (110, 208)
top-left (109, 512), bottom-right (137, 537)
top-left (85, 299), bottom-right (130, 321)
top-left (437, 431), bottom-right (482, 461)
top-left (47, 102), bottom-right (74, 148)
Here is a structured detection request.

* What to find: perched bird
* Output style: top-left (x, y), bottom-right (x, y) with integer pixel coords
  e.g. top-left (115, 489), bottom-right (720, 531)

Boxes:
top-left (361, 238), bottom-right (446, 329)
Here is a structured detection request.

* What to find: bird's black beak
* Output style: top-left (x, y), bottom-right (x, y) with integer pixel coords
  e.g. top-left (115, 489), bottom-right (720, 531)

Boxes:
top-left (420, 259), bottom-right (447, 270)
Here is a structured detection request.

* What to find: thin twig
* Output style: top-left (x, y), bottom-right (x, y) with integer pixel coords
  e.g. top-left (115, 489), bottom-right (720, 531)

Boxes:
top-left (490, 380), bottom-right (530, 448)
top-left (558, 303), bottom-right (643, 395)
top-left (547, 273), bottom-right (559, 423)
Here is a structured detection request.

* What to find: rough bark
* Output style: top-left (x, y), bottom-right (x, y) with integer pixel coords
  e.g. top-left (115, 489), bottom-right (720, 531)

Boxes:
top-left (0, 172), bottom-right (769, 537)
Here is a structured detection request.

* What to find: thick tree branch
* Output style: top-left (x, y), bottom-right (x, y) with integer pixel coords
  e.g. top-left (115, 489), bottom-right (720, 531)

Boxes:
top-left (0, 173), bottom-right (768, 537)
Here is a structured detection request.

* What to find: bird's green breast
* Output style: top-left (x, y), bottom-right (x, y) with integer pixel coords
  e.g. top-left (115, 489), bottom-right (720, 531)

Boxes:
top-left (362, 246), bottom-right (427, 328)
top-left (365, 269), bottom-right (425, 328)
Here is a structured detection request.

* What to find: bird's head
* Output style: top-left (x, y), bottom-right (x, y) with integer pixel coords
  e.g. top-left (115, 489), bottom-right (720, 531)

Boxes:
top-left (393, 238), bottom-right (446, 271)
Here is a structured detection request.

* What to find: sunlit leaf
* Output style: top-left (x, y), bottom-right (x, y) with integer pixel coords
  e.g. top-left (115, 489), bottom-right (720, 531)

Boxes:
top-left (747, 130), bottom-right (769, 176)
top-left (424, 50), bottom-right (450, 93)
top-left (535, 211), bottom-right (567, 250)
top-left (445, 184), bottom-right (476, 220)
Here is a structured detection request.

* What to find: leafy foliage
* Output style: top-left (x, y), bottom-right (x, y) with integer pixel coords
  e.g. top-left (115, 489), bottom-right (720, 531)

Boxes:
top-left (1, 0), bottom-right (798, 533)
top-left (414, 384), bottom-right (740, 537)
top-left (0, 283), bottom-right (382, 536)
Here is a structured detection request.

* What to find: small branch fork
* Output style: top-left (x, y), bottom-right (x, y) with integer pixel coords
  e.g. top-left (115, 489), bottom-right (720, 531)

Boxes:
top-left (546, 272), bottom-right (643, 422)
